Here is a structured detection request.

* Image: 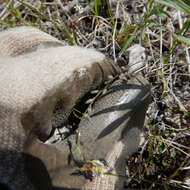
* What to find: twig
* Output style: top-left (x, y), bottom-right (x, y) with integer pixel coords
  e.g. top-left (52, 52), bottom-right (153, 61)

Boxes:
top-left (112, 0), bottom-right (120, 62)
top-left (177, 11), bottom-right (190, 75)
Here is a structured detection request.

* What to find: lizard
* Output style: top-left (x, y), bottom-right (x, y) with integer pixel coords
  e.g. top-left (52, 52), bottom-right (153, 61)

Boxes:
top-left (49, 45), bottom-right (151, 190)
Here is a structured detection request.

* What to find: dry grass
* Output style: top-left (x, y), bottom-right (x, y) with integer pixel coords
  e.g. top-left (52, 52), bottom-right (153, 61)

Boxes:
top-left (0, 0), bottom-right (190, 189)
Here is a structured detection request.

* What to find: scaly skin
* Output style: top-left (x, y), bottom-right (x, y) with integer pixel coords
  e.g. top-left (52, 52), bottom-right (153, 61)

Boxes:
top-left (53, 75), bottom-right (151, 190)
top-left (81, 76), bottom-right (151, 190)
